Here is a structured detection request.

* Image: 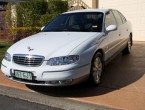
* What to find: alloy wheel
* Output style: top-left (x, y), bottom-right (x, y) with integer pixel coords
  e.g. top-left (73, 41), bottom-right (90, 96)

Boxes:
top-left (92, 56), bottom-right (103, 84)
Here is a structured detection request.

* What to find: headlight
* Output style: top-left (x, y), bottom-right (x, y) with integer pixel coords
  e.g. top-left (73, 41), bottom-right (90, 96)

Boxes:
top-left (4, 52), bottom-right (11, 62)
top-left (47, 55), bottom-right (79, 66)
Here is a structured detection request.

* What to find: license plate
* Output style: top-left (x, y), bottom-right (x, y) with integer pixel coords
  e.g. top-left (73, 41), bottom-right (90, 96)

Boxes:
top-left (14, 70), bottom-right (33, 80)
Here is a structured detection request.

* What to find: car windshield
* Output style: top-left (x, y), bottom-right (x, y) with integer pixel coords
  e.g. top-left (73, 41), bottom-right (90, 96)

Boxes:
top-left (42, 12), bottom-right (104, 32)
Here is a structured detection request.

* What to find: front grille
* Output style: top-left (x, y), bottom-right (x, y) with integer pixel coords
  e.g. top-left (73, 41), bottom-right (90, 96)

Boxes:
top-left (13, 54), bottom-right (45, 66)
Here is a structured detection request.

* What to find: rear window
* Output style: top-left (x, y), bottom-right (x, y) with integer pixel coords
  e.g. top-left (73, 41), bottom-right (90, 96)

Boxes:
top-left (118, 12), bottom-right (127, 24)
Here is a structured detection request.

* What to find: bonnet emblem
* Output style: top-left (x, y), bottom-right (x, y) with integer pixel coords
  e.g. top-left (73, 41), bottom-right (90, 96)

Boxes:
top-left (27, 46), bottom-right (34, 51)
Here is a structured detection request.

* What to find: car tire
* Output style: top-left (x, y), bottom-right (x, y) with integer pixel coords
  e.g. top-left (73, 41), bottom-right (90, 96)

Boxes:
top-left (89, 52), bottom-right (104, 85)
top-left (122, 37), bottom-right (132, 54)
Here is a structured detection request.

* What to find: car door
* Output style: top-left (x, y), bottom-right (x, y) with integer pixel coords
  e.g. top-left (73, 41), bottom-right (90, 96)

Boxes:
top-left (103, 11), bottom-right (120, 61)
top-left (112, 10), bottom-right (128, 50)
top-left (118, 11), bottom-right (130, 43)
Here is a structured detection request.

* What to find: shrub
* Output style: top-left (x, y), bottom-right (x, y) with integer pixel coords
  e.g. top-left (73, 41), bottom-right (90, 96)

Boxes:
top-left (16, 0), bottom-right (48, 27)
top-left (5, 0), bottom-right (68, 42)
top-left (48, 0), bottom-right (68, 14)
top-left (11, 27), bottom-right (41, 43)
top-left (6, 0), bottom-right (68, 28)
top-left (5, 2), bottom-right (13, 28)
top-left (39, 14), bottom-right (58, 26)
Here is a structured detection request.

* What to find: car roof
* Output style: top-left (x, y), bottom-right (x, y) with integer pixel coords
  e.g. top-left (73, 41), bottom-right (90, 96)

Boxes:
top-left (63, 9), bottom-right (110, 14)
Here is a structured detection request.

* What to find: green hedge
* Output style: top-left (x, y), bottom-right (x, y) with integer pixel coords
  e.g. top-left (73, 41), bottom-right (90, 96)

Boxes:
top-left (16, 0), bottom-right (48, 27)
top-left (11, 27), bottom-right (41, 43)
top-left (48, 0), bottom-right (68, 14)
top-left (5, 0), bottom-right (68, 42)
top-left (11, 27), bottom-right (41, 35)
top-left (6, 0), bottom-right (68, 28)
top-left (39, 14), bottom-right (58, 26)
top-left (5, 2), bottom-right (12, 27)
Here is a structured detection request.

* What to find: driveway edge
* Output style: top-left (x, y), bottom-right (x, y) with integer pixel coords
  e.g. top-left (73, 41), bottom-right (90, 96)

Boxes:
top-left (0, 85), bottom-right (117, 110)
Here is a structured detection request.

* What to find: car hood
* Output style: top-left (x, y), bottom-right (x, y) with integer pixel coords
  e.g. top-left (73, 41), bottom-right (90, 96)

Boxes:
top-left (8, 32), bottom-right (100, 59)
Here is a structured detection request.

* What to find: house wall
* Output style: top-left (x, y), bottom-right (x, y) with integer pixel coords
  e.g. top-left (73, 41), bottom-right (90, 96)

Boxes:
top-left (82, 0), bottom-right (98, 8)
top-left (99, 0), bottom-right (145, 41)
top-left (82, 0), bottom-right (92, 8)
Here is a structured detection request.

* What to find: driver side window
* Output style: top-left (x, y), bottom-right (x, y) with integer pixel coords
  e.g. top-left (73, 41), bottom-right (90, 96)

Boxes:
top-left (105, 11), bottom-right (117, 28)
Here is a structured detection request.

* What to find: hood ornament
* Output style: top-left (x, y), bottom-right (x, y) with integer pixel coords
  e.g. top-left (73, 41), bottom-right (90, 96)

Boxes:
top-left (27, 46), bottom-right (34, 51)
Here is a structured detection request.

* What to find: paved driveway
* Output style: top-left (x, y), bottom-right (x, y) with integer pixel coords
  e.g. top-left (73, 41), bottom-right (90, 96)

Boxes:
top-left (0, 42), bottom-right (145, 110)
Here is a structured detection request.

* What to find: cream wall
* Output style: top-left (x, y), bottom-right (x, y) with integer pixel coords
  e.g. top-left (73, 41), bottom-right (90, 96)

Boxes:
top-left (82, 0), bottom-right (97, 9)
top-left (82, 0), bottom-right (92, 8)
top-left (99, 0), bottom-right (145, 41)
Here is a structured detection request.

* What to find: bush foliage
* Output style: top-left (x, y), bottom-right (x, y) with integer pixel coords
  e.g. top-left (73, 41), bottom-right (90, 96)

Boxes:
top-left (5, 0), bottom-right (68, 42)
top-left (11, 27), bottom-right (41, 43)
top-left (39, 13), bottom-right (58, 26)
top-left (48, 0), bottom-right (68, 14)
top-left (5, 2), bottom-right (13, 27)
top-left (16, 0), bottom-right (48, 27)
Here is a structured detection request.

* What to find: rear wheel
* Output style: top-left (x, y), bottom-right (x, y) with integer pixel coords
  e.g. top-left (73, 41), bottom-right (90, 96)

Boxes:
top-left (89, 52), bottom-right (104, 85)
top-left (122, 37), bottom-right (132, 54)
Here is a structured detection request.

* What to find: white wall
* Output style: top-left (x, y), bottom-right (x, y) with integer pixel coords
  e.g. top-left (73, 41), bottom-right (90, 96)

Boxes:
top-left (99, 0), bottom-right (145, 41)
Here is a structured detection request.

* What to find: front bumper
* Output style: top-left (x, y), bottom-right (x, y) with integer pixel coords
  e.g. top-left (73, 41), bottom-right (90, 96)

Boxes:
top-left (1, 59), bottom-right (90, 86)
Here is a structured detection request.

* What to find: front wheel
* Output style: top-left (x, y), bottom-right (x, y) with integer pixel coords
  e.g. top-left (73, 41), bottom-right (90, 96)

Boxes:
top-left (89, 52), bottom-right (104, 85)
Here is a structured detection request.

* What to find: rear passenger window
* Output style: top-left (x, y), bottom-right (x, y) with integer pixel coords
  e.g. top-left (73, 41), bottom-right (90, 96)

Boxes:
top-left (105, 11), bottom-right (117, 28)
top-left (112, 10), bottom-right (123, 26)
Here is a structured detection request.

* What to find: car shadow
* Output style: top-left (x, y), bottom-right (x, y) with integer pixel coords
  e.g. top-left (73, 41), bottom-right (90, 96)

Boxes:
top-left (27, 43), bottom-right (145, 97)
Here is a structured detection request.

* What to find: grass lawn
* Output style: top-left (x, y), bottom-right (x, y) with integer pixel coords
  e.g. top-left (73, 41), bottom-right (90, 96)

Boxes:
top-left (0, 42), bottom-right (12, 63)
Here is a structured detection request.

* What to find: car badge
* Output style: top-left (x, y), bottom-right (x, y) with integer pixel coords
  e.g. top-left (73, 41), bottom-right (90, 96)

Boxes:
top-left (26, 57), bottom-right (33, 61)
top-left (27, 46), bottom-right (34, 51)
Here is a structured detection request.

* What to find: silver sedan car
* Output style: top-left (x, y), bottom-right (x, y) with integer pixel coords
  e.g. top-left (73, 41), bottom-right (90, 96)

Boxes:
top-left (1, 9), bottom-right (132, 86)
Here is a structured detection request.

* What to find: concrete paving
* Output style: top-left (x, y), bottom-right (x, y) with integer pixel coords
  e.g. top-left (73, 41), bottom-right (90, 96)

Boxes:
top-left (0, 42), bottom-right (145, 110)
top-left (0, 86), bottom-right (114, 110)
top-left (0, 94), bottom-right (63, 110)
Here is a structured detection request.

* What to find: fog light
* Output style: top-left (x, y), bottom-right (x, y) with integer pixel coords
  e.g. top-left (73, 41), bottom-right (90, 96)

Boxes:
top-left (45, 79), bottom-right (73, 85)
top-left (60, 79), bottom-right (73, 84)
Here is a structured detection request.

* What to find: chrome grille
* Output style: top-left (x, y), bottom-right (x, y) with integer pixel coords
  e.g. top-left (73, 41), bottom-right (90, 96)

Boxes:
top-left (13, 54), bottom-right (45, 66)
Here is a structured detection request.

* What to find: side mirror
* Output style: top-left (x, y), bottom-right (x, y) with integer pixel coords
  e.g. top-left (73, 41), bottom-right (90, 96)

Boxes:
top-left (41, 26), bottom-right (45, 31)
top-left (106, 25), bottom-right (117, 32)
